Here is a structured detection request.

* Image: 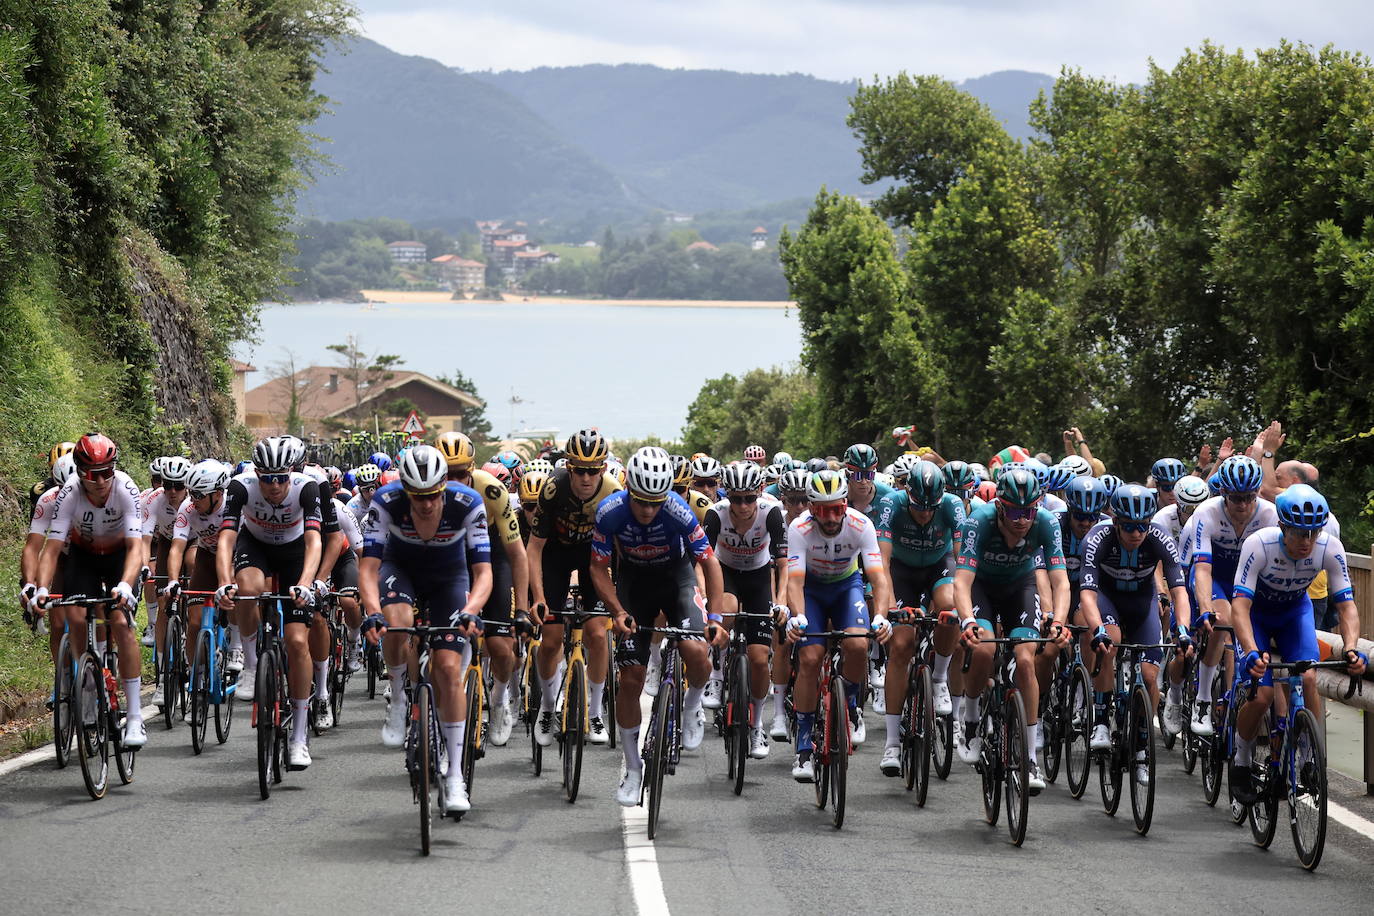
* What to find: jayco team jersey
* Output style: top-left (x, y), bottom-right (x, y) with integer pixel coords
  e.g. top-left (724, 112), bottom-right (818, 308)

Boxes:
top-left (1233, 528), bottom-right (1354, 607)
top-left (141, 487), bottom-right (182, 539)
top-left (592, 490), bottom-right (713, 569)
top-left (220, 472), bottom-right (322, 545)
top-left (1080, 521), bottom-right (1186, 594)
top-left (362, 481), bottom-right (491, 574)
top-left (46, 471), bottom-right (144, 553)
top-left (703, 494), bottom-right (787, 572)
top-left (1191, 496), bottom-right (1278, 585)
top-left (956, 502), bottom-right (1065, 585)
top-left (875, 491), bottom-right (965, 568)
top-left (173, 496), bottom-right (226, 552)
top-left (332, 497), bottom-right (363, 553)
top-left (787, 508), bottom-right (883, 584)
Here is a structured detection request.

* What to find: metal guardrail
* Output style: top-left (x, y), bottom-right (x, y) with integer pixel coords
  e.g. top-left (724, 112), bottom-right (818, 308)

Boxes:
top-left (1319, 551), bottom-right (1373, 793)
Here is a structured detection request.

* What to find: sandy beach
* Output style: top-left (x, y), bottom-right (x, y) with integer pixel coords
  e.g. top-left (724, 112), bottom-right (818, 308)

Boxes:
top-left (358, 289), bottom-right (793, 309)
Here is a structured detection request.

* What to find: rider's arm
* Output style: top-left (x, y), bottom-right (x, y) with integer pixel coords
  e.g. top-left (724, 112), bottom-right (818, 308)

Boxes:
top-left (952, 567), bottom-right (975, 622)
top-left (494, 492), bottom-right (530, 613)
top-left (464, 562), bottom-right (492, 617)
top-left (766, 505), bottom-right (788, 602)
top-left (698, 552), bottom-right (726, 620)
top-left (215, 479), bottom-right (248, 588)
top-left (527, 534), bottom-right (548, 609)
top-left (358, 556), bottom-right (383, 619)
top-left (164, 536), bottom-right (188, 585)
top-left (297, 529), bottom-right (322, 592)
top-left (1230, 594), bottom-right (1257, 654)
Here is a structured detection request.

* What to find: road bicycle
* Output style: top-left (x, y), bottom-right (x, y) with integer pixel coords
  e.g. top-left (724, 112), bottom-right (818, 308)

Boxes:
top-left (1091, 641), bottom-right (1168, 835)
top-left (639, 624), bottom-right (704, 840)
top-left (312, 586), bottom-right (359, 732)
top-left (1041, 623), bottom-right (1089, 788)
top-left (551, 586), bottom-right (611, 803)
top-left (185, 589), bottom-right (235, 753)
top-left (1196, 625), bottom-right (1237, 809)
top-left (712, 609), bottom-right (776, 797)
top-left (253, 591), bottom-right (306, 800)
top-left (807, 630), bottom-right (877, 830)
top-left (153, 576), bottom-right (189, 731)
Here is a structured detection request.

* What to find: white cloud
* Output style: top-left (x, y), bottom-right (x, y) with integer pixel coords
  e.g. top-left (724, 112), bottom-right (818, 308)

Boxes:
top-left (356, 1), bottom-right (1374, 83)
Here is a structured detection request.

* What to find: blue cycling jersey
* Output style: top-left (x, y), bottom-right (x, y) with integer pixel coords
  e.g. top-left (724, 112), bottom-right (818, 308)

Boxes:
top-left (591, 490), bottom-right (713, 569)
top-left (361, 481), bottom-right (491, 585)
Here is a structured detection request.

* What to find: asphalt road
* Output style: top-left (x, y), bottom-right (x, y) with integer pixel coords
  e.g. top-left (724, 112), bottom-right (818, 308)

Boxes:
top-left (3, 681), bottom-right (1374, 916)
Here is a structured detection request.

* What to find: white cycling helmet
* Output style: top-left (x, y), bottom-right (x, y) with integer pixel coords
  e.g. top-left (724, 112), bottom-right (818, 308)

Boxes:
top-left (149, 456), bottom-right (168, 478)
top-left (280, 435), bottom-right (307, 469)
top-left (721, 460), bottom-right (762, 493)
top-left (1174, 474), bottom-right (1210, 508)
top-left (398, 445), bottom-right (447, 494)
top-left (252, 436), bottom-right (294, 473)
top-left (161, 456), bottom-right (193, 487)
top-left (890, 453), bottom-right (920, 482)
top-left (52, 453), bottom-right (77, 486)
top-left (626, 446), bottom-right (674, 501)
top-left (186, 459), bottom-right (230, 498)
top-left (690, 454), bottom-right (723, 480)
top-left (1060, 454), bottom-right (1092, 478)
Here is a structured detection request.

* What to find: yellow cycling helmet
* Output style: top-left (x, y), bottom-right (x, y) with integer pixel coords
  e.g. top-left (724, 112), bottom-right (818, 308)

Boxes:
top-left (519, 469), bottom-right (548, 504)
top-left (436, 431), bottom-right (475, 470)
top-left (49, 441), bottom-right (76, 469)
top-left (671, 454), bottom-right (692, 487)
top-left (565, 428), bottom-right (609, 468)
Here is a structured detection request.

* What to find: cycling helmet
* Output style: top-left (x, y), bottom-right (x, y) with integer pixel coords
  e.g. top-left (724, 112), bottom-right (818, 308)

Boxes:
top-left (743, 445), bottom-right (767, 464)
top-left (626, 446), bottom-right (674, 501)
top-left (1043, 464), bottom-right (1075, 493)
top-left (525, 458), bottom-right (555, 477)
top-left (398, 445), bottom-right (448, 494)
top-left (772, 451), bottom-right (793, 467)
top-left (186, 459), bottom-right (230, 498)
top-left (843, 443), bottom-right (879, 471)
top-left (354, 463), bottom-right (382, 486)
top-left (1060, 454), bottom-right (1092, 478)
top-left (976, 480), bottom-right (998, 503)
top-left (483, 461), bottom-right (513, 489)
top-left (233, 460), bottom-right (253, 477)
top-left (1216, 455), bottom-right (1262, 493)
top-left (495, 450), bottom-right (524, 475)
top-left (518, 470), bottom-right (548, 504)
top-left (1098, 474), bottom-right (1124, 498)
top-left (565, 428), bottom-right (609, 468)
top-left (252, 436), bottom-right (294, 473)
top-left (160, 456), bottom-right (193, 487)
top-left (1207, 472), bottom-right (1224, 496)
top-left (52, 454), bottom-right (77, 486)
top-left (779, 468), bottom-right (810, 495)
top-left (721, 461), bottom-right (762, 493)
top-left (325, 466), bottom-right (343, 489)
top-left (149, 456), bottom-right (168, 478)
top-left (1275, 484), bottom-right (1329, 530)
top-left (280, 436), bottom-right (307, 469)
top-left (671, 454), bottom-right (692, 487)
top-left (941, 460), bottom-right (975, 492)
top-left (890, 454), bottom-right (919, 484)
top-left (995, 467), bottom-right (1042, 508)
top-left (1110, 483), bottom-right (1157, 523)
top-left (1150, 457), bottom-right (1187, 487)
top-left (1021, 456), bottom-right (1050, 485)
top-left (907, 460), bottom-right (946, 507)
top-left (967, 461), bottom-right (990, 484)
top-left (1065, 476), bottom-right (1108, 515)
top-left (690, 454), bottom-right (722, 480)
top-left (48, 441), bottom-right (76, 468)
top-left (436, 431), bottom-right (475, 469)
top-left (1174, 475), bottom-right (1209, 508)
top-left (762, 464), bottom-right (782, 484)
top-left (369, 451), bottom-right (392, 471)
top-left (806, 469), bottom-right (848, 503)
top-left (74, 433), bottom-right (117, 469)
top-left (805, 457), bottom-right (829, 474)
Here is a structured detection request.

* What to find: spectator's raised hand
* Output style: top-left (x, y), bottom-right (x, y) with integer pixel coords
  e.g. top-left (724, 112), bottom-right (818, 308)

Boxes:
top-left (1217, 437), bottom-right (1235, 462)
top-left (1261, 421), bottom-right (1285, 454)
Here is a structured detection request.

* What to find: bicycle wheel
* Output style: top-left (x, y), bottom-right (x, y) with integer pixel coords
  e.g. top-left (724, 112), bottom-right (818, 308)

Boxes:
top-left (730, 652), bottom-right (750, 796)
top-left (190, 630), bottom-right (211, 755)
top-left (932, 712), bottom-right (954, 781)
top-left (605, 628), bottom-right (618, 749)
top-left (1064, 664), bottom-right (1091, 799)
top-left (646, 679), bottom-right (671, 840)
top-left (53, 634), bottom-right (74, 769)
top-left (1041, 664), bottom-right (1064, 784)
top-left (814, 688), bottom-right (830, 810)
top-left (110, 649), bottom-right (135, 786)
top-left (1004, 691), bottom-right (1030, 846)
top-left (330, 629), bottom-right (346, 726)
top-left (830, 674), bottom-right (849, 829)
top-left (164, 614), bottom-right (186, 729)
top-left (1158, 648), bottom-right (1177, 751)
top-left (910, 665), bottom-right (933, 806)
top-left (366, 644), bottom-right (378, 699)
top-left (1288, 707), bottom-right (1327, 870)
top-left (979, 688), bottom-right (1001, 826)
top-left (256, 657), bottom-right (278, 799)
top-left (462, 665), bottom-right (482, 809)
top-left (526, 657), bottom-right (543, 777)
top-left (1099, 710), bottom-right (1123, 817)
top-left (214, 641), bottom-right (235, 744)
top-left (1201, 695), bottom-right (1227, 807)
top-left (1181, 655), bottom-right (1199, 774)
top-left (562, 659), bottom-right (586, 803)
top-left (76, 654), bottom-right (109, 800)
top-left (1224, 699), bottom-right (1249, 825)
top-left (1128, 684), bottom-right (1155, 835)
top-left (1248, 718), bottom-right (1279, 848)
top-left (417, 683), bottom-right (433, 855)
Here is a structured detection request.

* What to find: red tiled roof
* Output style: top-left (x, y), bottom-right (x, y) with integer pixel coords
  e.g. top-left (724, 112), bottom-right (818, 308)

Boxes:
top-left (232, 359), bottom-right (256, 372)
top-left (493, 239), bottom-right (531, 248)
top-left (686, 241), bottom-right (718, 251)
top-left (245, 366), bottom-right (481, 417)
top-left (752, 226), bottom-right (767, 234)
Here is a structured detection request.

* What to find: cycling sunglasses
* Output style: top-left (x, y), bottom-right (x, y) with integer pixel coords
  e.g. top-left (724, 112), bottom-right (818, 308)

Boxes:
top-left (259, 472), bottom-right (291, 485)
top-left (694, 477), bottom-right (719, 489)
top-left (727, 493), bottom-right (758, 504)
top-left (1156, 482), bottom-right (1175, 492)
top-left (521, 501), bottom-right (538, 512)
top-left (1225, 492), bottom-right (1257, 504)
top-left (847, 468), bottom-right (876, 481)
top-left (782, 494), bottom-right (807, 505)
top-left (79, 465), bottom-right (115, 481)
top-left (570, 465), bottom-right (604, 477)
top-left (1070, 510), bottom-right (1099, 523)
top-left (1116, 520), bottom-right (1150, 534)
top-left (812, 503), bottom-right (847, 520)
top-left (1000, 505), bottom-right (1037, 522)
top-left (407, 489), bottom-right (444, 503)
top-left (163, 482), bottom-right (186, 492)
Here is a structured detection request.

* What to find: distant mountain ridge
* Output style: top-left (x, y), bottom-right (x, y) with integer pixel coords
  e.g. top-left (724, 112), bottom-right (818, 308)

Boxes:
top-left (298, 38), bottom-right (1053, 226)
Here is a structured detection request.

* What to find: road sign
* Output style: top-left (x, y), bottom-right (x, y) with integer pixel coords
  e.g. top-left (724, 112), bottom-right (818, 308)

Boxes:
top-left (401, 410), bottom-right (424, 438)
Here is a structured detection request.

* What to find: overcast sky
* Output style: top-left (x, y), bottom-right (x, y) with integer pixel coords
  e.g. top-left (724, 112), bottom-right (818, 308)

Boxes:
top-left (354, 1), bottom-right (1370, 83)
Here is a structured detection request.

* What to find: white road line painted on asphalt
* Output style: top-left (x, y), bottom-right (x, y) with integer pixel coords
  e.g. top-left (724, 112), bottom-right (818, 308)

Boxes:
top-left (0, 746), bottom-right (51, 778)
top-left (1329, 800), bottom-right (1374, 842)
top-left (619, 691), bottom-right (670, 916)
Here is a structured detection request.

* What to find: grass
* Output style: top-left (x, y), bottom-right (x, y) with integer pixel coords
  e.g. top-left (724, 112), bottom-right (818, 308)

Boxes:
top-left (544, 244), bottom-right (600, 266)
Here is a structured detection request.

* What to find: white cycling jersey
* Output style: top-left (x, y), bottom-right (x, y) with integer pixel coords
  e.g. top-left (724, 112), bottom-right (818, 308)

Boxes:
top-left (1191, 496), bottom-right (1278, 581)
top-left (787, 508), bottom-right (883, 584)
top-left (46, 471), bottom-right (144, 553)
top-left (1044, 493), bottom-right (1067, 514)
top-left (142, 487), bottom-right (182, 540)
top-left (29, 485), bottom-right (61, 537)
top-left (334, 497), bottom-right (363, 553)
top-left (1233, 528), bottom-right (1354, 606)
top-left (345, 493), bottom-right (370, 529)
top-left (705, 494), bottom-right (787, 572)
top-left (173, 496), bottom-right (225, 552)
top-left (221, 472), bottom-right (322, 545)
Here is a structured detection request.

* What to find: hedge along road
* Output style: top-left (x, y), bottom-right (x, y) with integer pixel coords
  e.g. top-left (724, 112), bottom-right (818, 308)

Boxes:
top-left (4, 684), bottom-right (1374, 915)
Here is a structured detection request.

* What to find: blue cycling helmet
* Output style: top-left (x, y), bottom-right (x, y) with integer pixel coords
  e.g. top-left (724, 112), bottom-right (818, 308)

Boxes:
top-left (1021, 457), bottom-right (1049, 485)
top-left (1065, 476), bottom-right (1108, 515)
top-left (341, 470), bottom-right (357, 491)
top-left (1216, 455), bottom-right (1262, 493)
top-left (1099, 474), bottom-right (1124, 498)
top-left (1043, 464), bottom-right (1075, 493)
top-left (369, 451), bottom-right (392, 472)
top-left (1150, 457), bottom-right (1187, 487)
top-left (1110, 483), bottom-right (1157, 523)
top-left (907, 460), bottom-right (946, 507)
top-left (1275, 484), bottom-right (1329, 530)
top-left (1207, 472), bottom-right (1225, 496)
top-left (232, 459), bottom-right (253, 477)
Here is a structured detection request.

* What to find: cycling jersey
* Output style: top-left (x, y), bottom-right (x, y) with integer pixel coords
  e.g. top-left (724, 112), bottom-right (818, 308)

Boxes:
top-left (332, 497), bottom-right (362, 553)
top-left (850, 480), bottom-right (895, 525)
top-left (1080, 522), bottom-right (1185, 594)
top-left (1190, 496), bottom-right (1278, 585)
top-left (956, 502), bottom-right (1065, 585)
top-left (173, 497), bottom-right (225, 552)
top-left (362, 481), bottom-right (491, 574)
top-left (345, 492), bottom-right (371, 528)
top-left (787, 508), bottom-right (883, 584)
top-left (1055, 511), bottom-right (1106, 585)
top-left (531, 468), bottom-right (620, 546)
top-left (1233, 528), bottom-right (1354, 606)
top-left (1044, 493), bottom-right (1067, 514)
top-left (470, 467), bottom-right (522, 550)
top-left (682, 488), bottom-right (715, 524)
top-left (221, 472), bottom-right (322, 545)
top-left (141, 487), bottom-right (182, 540)
top-left (1151, 504), bottom-right (1190, 554)
top-left (591, 490), bottom-right (713, 569)
top-left (28, 485), bottom-right (62, 538)
top-left (46, 472), bottom-right (144, 554)
top-left (703, 495), bottom-right (787, 572)
top-left (875, 490), bottom-right (965, 568)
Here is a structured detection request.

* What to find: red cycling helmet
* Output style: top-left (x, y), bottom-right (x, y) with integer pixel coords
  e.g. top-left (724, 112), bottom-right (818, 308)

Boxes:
top-left (74, 433), bottom-right (118, 468)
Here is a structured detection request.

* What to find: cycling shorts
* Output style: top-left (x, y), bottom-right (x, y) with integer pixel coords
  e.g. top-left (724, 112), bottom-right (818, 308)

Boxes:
top-left (616, 560), bottom-right (706, 670)
top-left (1188, 564), bottom-right (1235, 603)
top-left (330, 551), bottom-right (359, 592)
top-left (479, 550), bottom-right (514, 639)
top-left (721, 564), bottom-right (775, 647)
top-left (801, 571), bottom-right (869, 648)
top-left (233, 532), bottom-right (313, 625)
top-left (540, 540), bottom-right (591, 624)
top-left (1094, 589), bottom-right (1163, 665)
top-left (377, 559), bottom-right (475, 655)
top-left (63, 545), bottom-right (130, 614)
top-left (971, 573), bottom-right (1040, 639)
top-left (1249, 594), bottom-right (1319, 688)
top-left (889, 553), bottom-right (955, 612)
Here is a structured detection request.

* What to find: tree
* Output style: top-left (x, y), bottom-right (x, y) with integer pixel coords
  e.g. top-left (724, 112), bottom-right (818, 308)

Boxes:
top-left (682, 367), bottom-right (818, 458)
top-left (435, 369), bottom-right (493, 443)
top-left (327, 334), bottom-right (405, 424)
top-left (268, 348), bottom-right (318, 436)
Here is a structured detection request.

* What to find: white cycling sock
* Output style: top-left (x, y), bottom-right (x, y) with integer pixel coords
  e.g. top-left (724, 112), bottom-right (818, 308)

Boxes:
top-left (1034, 719), bottom-right (1043, 750)
top-left (443, 720), bottom-right (464, 774)
top-left (588, 680), bottom-right (605, 719)
top-left (228, 624), bottom-right (242, 651)
top-left (621, 727), bottom-right (642, 770)
top-left (1167, 683), bottom-right (1183, 704)
top-left (708, 667), bottom-right (723, 684)
top-left (96, 639), bottom-right (107, 658)
top-left (933, 652), bottom-right (952, 680)
top-left (490, 677), bottom-right (510, 708)
top-left (291, 699), bottom-right (308, 744)
top-left (242, 634), bottom-right (258, 670)
top-left (751, 695), bottom-right (768, 727)
top-left (952, 694), bottom-right (964, 722)
top-left (649, 641), bottom-right (663, 666)
top-left (773, 687), bottom-right (787, 719)
top-left (313, 661), bottom-right (328, 701)
top-left (146, 602), bottom-right (158, 627)
top-left (123, 678), bottom-right (142, 720)
top-left (1197, 662), bottom-right (1218, 702)
top-left (1233, 733), bottom-right (1254, 766)
top-left (540, 673), bottom-right (560, 712)
top-left (684, 685), bottom-right (705, 711)
top-left (1025, 722), bottom-right (1038, 761)
top-left (885, 713), bottom-right (901, 747)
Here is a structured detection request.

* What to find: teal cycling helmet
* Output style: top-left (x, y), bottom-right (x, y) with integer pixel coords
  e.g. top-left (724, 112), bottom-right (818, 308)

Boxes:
top-left (907, 460), bottom-right (946, 507)
top-left (843, 443), bottom-right (879, 471)
top-left (996, 467), bottom-right (1042, 508)
top-left (941, 460), bottom-right (975, 492)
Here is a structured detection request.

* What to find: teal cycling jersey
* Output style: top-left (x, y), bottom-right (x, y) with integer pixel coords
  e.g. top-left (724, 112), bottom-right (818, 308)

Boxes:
top-left (875, 490), bottom-right (965, 568)
top-left (956, 502), bottom-right (1065, 584)
top-left (853, 480), bottom-right (895, 525)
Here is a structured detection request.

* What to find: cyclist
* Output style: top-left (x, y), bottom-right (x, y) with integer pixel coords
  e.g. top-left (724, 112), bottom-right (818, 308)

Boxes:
top-left (162, 460), bottom-right (235, 672)
top-left (528, 429), bottom-right (620, 749)
top-left (20, 454), bottom-right (76, 669)
top-left (28, 441), bottom-right (75, 514)
top-left (345, 463), bottom-right (383, 528)
top-left (144, 456), bottom-right (192, 707)
top-left (361, 445), bottom-right (491, 811)
top-left (1229, 485), bottom-right (1366, 802)
top-left (954, 467), bottom-right (1071, 791)
top-left (1189, 455), bottom-right (1275, 736)
top-left (1077, 485), bottom-right (1191, 780)
top-left (32, 434), bottom-right (149, 748)
top-left (436, 431), bottom-right (532, 746)
top-left (874, 459), bottom-right (965, 775)
top-left (670, 454), bottom-right (715, 523)
top-left (590, 447), bottom-right (726, 805)
top-left (1152, 473), bottom-right (1208, 733)
top-left (1060, 476), bottom-right (1110, 621)
top-left (215, 436), bottom-right (323, 769)
top-left (841, 444), bottom-right (892, 523)
top-left (1151, 457), bottom-right (1188, 509)
top-left (690, 454), bottom-right (725, 503)
top-left (763, 467), bottom-right (812, 740)
top-left (702, 460), bottom-right (788, 758)
top-left (784, 470), bottom-right (895, 782)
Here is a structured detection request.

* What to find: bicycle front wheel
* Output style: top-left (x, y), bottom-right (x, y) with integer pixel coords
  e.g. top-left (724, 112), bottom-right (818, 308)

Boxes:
top-left (1201, 694), bottom-right (1227, 807)
top-left (1003, 690), bottom-right (1029, 847)
top-left (164, 614), bottom-right (187, 729)
top-left (111, 649), bottom-right (135, 786)
top-left (76, 654), bottom-right (109, 800)
top-left (1128, 684), bottom-right (1155, 835)
top-left (910, 664), bottom-right (933, 806)
top-left (215, 642), bottom-right (235, 744)
top-left (417, 684), bottom-right (432, 855)
top-left (829, 675), bottom-right (849, 829)
top-left (980, 689), bottom-right (1001, 826)
top-left (53, 635), bottom-right (74, 769)
top-left (462, 665), bottom-right (482, 808)
top-left (605, 628), bottom-right (618, 749)
top-left (563, 659), bottom-right (586, 803)
top-left (1064, 663), bottom-right (1091, 799)
top-left (1288, 707), bottom-right (1328, 870)
top-left (730, 651), bottom-right (750, 796)
top-left (190, 630), bottom-right (211, 755)
top-left (330, 629), bottom-right (346, 726)
top-left (526, 655), bottom-right (543, 777)
top-left (256, 657), bottom-right (279, 799)
top-left (646, 680), bottom-right (671, 840)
